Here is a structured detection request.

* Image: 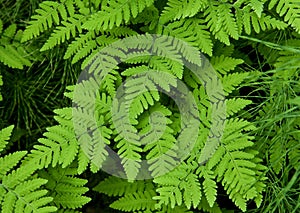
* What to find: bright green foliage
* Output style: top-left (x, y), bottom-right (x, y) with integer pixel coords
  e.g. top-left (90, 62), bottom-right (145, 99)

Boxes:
top-left (94, 176), bottom-right (157, 212)
top-left (160, 0), bottom-right (207, 23)
top-left (22, 108), bottom-right (78, 170)
top-left (0, 126), bottom-right (57, 213)
top-left (21, 0), bottom-right (76, 42)
top-left (0, 126), bottom-right (13, 152)
top-left (268, 0), bottom-right (300, 33)
top-left (40, 14), bottom-right (86, 51)
top-left (82, 0), bottom-right (155, 31)
top-left (0, 19), bottom-right (32, 69)
top-left (38, 165), bottom-right (91, 210)
top-left (22, 106), bottom-right (109, 174)
top-left (3, 0), bottom-right (298, 212)
top-left (21, 0), bottom-right (289, 64)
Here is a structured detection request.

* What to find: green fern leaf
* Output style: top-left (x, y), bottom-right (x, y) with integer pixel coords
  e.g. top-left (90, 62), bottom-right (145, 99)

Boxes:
top-left (21, 0), bottom-right (74, 42)
top-left (198, 196), bottom-right (222, 213)
top-left (0, 141), bottom-right (56, 212)
top-left (217, 3), bottom-right (239, 40)
top-left (160, 18), bottom-right (213, 56)
top-left (0, 151), bottom-right (27, 177)
top-left (22, 108), bottom-right (79, 170)
top-left (0, 125), bottom-right (14, 153)
top-left (222, 72), bottom-right (249, 95)
top-left (269, 0), bottom-right (300, 33)
top-left (226, 98), bottom-right (252, 117)
top-left (160, 0), bottom-right (207, 23)
top-left (77, 149), bottom-right (89, 175)
top-left (82, 0), bottom-right (154, 31)
top-left (0, 45), bottom-right (29, 69)
top-left (204, 2), bottom-right (230, 45)
top-left (0, 21), bottom-right (32, 69)
top-left (144, 124), bottom-right (178, 177)
top-left (288, 137), bottom-right (300, 170)
top-left (64, 31), bottom-right (96, 60)
top-left (100, 69), bottom-right (120, 97)
top-left (110, 190), bottom-right (156, 212)
top-left (40, 14), bottom-right (86, 51)
top-left (1, 23), bottom-right (17, 42)
top-left (197, 167), bottom-right (217, 208)
top-left (153, 163), bottom-right (194, 208)
top-left (181, 173), bottom-right (201, 209)
top-left (211, 55), bottom-right (244, 75)
top-left (204, 117), bottom-right (263, 212)
top-left (250, 0), bottom-right (264, 18)
top-left (93, 176), bottom-right (148, 197)
top-left (242, 12), bottom-right (288, 34)
top-left (115, 138), bottom-right (142, 180)
top-left (38, 165), bottom-right (91, 210)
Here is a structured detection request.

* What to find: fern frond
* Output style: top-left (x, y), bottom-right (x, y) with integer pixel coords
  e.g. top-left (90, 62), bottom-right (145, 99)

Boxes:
top-left (268, 0), bottom-right (300, 33)
top-left (197, 167), bottom-right (217, 208)
top-left (22, 108), bottom-right (79, 170)
top-left (122, 70), bottom-right (161, 120)
top-left (160, 0), bottom-right (207, 23)
top-left (204, 2), bottom-right (230, 45)
top-left (115, 137), bottom-right (142, 180)
top-left (288, 136), bottom-right (300, 170)
top-left (110, 190), bottom-right (156, 212)
top-left (40, 14), bottom-right (86, 51)
top-left (131, 5), bottom-right (159, 31)
top-left (0, 125), bottom-right (14, 153)
top-left (206, 118), bottom-right (263, 212)
top-left (221, 72), bottom-right (249, 95)
top-left (72, 106), bottom-right (111, 172)
top-left (93, 176), bottom-right (149, 197)
top-left (153, 163), bottom-right (196, 209)
top-left (198, 196), bottom-right (222, 213)
top-left (144, 122), bottom-right (178, 177)
top-left (100, 69), bottom-right (121, 97)
top-left (64, 31), bottom-right (96, 60)
top-left (181, 173), bottom-right (201, 209)
top-left (217, 3), bottom-right (239, 40)
top-left (242, 11), bottom-right (288, 34)
top-left (160, 18), bottom-right (213, 56)
top-left (226, 98), bottom-right (252, 117)
top-left (211, 55), bottom-right (244, 75)
top-left (249, 0), bottom-right (264, 18)
top-left (0, 129), bottom-right (56, 212)
top-left (0, 45), bottom-right (29, 69)
top-left (22, 0), bottom-right (75, 42)
top-left (82, 0), bottom-right (154, 31)
top-left (38, 165), bottom-right (91, 210)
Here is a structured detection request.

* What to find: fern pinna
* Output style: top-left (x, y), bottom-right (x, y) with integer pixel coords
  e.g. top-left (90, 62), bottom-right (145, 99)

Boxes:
top-left (0, 0), bottom-right (297, 212)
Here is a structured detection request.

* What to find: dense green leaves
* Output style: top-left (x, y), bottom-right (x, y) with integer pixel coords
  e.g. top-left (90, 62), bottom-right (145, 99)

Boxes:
top-left (0, 0), bottom-right (299, 212)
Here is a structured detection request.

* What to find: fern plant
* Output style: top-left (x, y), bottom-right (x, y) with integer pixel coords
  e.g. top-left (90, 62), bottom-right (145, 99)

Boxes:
top-left (0, 125), bottom-right (57, 212)
top-left (2, 0), bottom-right (298, 212)
top-left (20, 0), bottom-right (291, 63)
